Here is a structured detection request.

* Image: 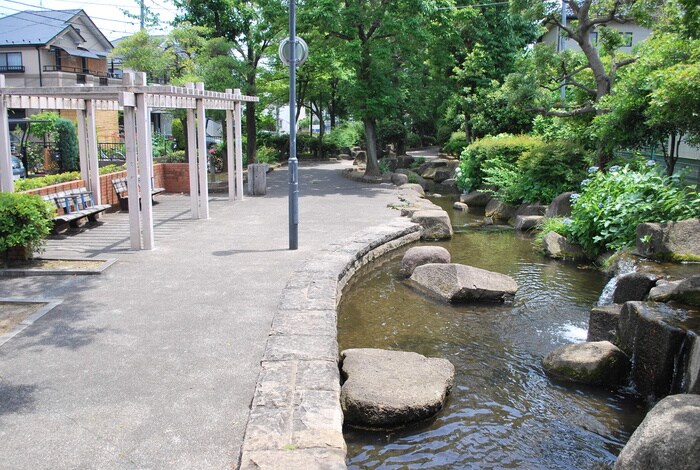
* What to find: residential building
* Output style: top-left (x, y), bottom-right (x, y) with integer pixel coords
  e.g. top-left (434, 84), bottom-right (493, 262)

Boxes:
top-left (0, 9), bottom-right (120, 142)
top-left (541, 18), bottom-right (651, 53)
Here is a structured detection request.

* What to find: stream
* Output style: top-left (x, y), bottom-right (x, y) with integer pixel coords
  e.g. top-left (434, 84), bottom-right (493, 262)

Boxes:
top-left (338, 199), bottom-right (647, 469)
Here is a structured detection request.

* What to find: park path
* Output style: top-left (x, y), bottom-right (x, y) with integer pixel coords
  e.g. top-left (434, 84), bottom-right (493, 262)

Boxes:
top-left (0, 160), bottom-right (401, 470)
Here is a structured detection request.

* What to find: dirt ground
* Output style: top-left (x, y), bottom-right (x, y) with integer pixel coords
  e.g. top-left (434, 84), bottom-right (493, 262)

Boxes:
top-left (0, 302), bottom-right (46, 336)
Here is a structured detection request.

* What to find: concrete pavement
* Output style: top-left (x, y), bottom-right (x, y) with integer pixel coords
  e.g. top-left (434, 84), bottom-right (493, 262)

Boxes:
top-left (0, 160), bottom-right (403, 469)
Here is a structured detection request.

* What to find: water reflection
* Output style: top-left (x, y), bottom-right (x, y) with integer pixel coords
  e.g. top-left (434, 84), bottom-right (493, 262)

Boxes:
top-left (339, 210), bottom-right (646, 469)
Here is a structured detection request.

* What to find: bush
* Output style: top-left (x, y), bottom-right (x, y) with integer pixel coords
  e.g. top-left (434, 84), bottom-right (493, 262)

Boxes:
top-left (0, 192), bottom-right (54, 259)
top-left (564, 162), bottom-right (700, 255)
top-left (14, 172), bottom-right (81, 191)
top-left (407, 132), bottom-right (422, 149)
top-left (324, 122), bottom-right (364, 149)
top-left (164, 150), bottom-right (186, 163)
top-left (99, 164), bottom-right (126, 175)
top-left (457, 134), bottom-right (541, 192)
top-left (256, 146), bottom-right (278, 164)
top-left (482, 139), bottom-right (591, 204)
top-left (443, 131), bottom-right (469, 156)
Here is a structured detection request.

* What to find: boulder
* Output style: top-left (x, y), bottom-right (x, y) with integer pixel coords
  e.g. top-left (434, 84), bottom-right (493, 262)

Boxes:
top-left (618, 302), bottom-right (689, 403)
top-left (340, 348), bottom-right (455, 429)
top-left (612, 272), bottom-right (658, 304)
top-left (545, 191), bottom-right (574, 218)
top-left (648, 279), bottom-right (683, 302)
top-left (390, 173), bottom-right (409, 186)
top-left (400, 201), bottom-right (441, 218)
top-left (410, 210), bottom-right (453, 240)
top-left (353, 150), bottom-right (367, 166)
top-left (410, 263), bottom-right (518, 303)
top-left (453, 202), bottom-right (469, 212)
top-left (636, 218), bottom-right (700, 261)
top-left (516, 204), bottom-right (548, 216)
top-left (514, 215), bottom-right (543, 232)
top-left (459, 191), bottom-right (492, 207)
top-left (542, 232), bottom-right (588, 260)
top-left (400, 246), bottom-right (451, 277)
top-left (399, 183), bottom-right (425, 198)
top-left (587, 304), bottom-right (622, 342)
top-left (614, 394), bottom-right (700, 470)
top-left (396, 155), bottom-right (415, 169)
top-left (673, 275), bottom-right (700, 306)
top-left (485, 199), bottom-right (517, 222)
top-left (433, 168), bottom-right (453, 184)
top-left (542, 341), bottom-right (630, 387)
top-left (430, 178), bottom-right (459, 195)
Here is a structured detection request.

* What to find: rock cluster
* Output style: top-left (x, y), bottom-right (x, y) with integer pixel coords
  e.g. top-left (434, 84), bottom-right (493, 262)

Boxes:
top-left (399, 246), bottom-right (451, 277)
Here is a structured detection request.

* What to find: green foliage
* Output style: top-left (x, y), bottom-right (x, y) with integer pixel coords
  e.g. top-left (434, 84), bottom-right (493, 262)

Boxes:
top-left (55, 119), bottom-right (79, 171)
top-left (0, 192), bottom-right (54, 255)
top-left (443, 131), bottom-right (468, 156)
top-left (379, 159), bottom-right (391, 174)
top-left (256, 146), bottom-right (278, 164)
top-left (171, 118), bottom-right (185, 150)
top-left (534, 216), bottom-right (569, 244)
top-left (377, 119), bottom-right (408, 153)
top-left (482, 139), bottom-right (591, 204)
top-left (457, 134), bottom-right (541, 191)
top-left (165, 150), bottom-right (187, 163)
top-left (26, 111), bottom-right (61, 140)
top-left (14, 172), bottom-right (81, 192)
top-left (406, 132), bottom-right (422, 149)
top-left (99, 164), bottom-right (126, 175)
top-left (564, 163), bottom-right (700, 255)
top-left (324, 122), bottom-right (364, 149)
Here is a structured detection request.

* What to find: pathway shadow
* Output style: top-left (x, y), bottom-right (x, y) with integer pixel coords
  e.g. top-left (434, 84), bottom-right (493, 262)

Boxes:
top-left (212, 248), bottom-right (290, 256)
top-left (0, 380), bottom-right (37, 415)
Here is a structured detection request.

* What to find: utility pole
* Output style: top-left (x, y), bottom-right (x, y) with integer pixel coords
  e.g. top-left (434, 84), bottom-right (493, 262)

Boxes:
top-left (288, 1), bottom-right (299, 250)
top-left (140, 0), bottom-right (145, 30)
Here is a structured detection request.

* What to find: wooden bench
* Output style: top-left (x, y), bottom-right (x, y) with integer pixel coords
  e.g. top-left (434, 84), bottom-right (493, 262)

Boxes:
top-left (42, 187), bottom-right (111, 227)
top-left (111, 177), bottom-right (165, 211)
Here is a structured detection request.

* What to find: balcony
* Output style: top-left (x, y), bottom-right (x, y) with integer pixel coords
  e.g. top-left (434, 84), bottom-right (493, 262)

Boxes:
top-left (0, 65), bottom-right (25, 73)
top-left (43, 64), bottom-right (108, 78)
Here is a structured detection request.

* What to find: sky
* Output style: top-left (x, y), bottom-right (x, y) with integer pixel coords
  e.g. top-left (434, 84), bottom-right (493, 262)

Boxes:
top-left (0, 0), bottom-right (178, 41)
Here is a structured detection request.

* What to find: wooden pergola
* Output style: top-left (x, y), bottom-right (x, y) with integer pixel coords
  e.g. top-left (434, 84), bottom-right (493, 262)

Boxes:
top-left (0, 72), bottom-right (258, 250)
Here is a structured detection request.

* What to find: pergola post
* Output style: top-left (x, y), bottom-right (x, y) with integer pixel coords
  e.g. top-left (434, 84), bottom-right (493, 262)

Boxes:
top-left (186, 83), bottom-right (199, 219)
top-left (134, 72), bottom-right (154, 250)
top-left (233, 89), bottom-right (244, 200)
top-left (0, 75), bottom-right (14, 192)
top-left (225, 89), bottom-right (235, 201)
top-left (85, 100), bottom-right (101, 204)
top-left (122, 72), bottom-right (142, 250)
top-left (76, 108), bottom-right (89, 185)
top-left (195, 82), bottom-right (209, 219)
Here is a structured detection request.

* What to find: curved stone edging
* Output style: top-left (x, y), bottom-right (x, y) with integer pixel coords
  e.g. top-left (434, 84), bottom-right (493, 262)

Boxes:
top-left (239, 217), bottom-right (421, 470)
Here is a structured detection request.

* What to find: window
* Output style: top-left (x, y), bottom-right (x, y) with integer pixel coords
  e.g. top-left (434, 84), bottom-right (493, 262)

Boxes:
top-left (0, 52), bottom-right (23, 72)
top-left (621, 32), bottom-right (633, 47)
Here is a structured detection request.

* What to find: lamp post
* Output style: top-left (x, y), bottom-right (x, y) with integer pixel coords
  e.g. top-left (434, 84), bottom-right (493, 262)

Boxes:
top-left (279, 2), bottom-right (308, 250)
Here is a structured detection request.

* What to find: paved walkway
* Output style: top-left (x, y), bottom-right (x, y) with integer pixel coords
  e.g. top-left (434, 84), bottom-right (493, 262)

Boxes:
top-left (0, 160), bottom-right (403, 469)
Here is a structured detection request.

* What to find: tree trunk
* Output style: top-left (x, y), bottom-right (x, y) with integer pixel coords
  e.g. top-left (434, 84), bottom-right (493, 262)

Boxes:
top-left (363, 118), bottom-right (381, 177)
top-left (246, 71), bottom-right (257, 164)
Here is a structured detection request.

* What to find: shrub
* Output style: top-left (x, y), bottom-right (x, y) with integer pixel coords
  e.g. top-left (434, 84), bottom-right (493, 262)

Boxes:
top-left (407, 132), bottom-right (422, 149)
top-left (256, 146), bottom-right (279, 164)
top-left (0, 192), bottom-right (54, 260)
top-left (99, 164), bottom-right (126, 175)
top-left (14, 172), bottom-right (81, 191)
top-left (482, 140), bottom-right (590, 204)
top-left (165, 150), bottom-right (186, 163)
top-left (534, 216), bottom-right (570, 246)
top-left (564, 162), bottom-right (700, 255)
top-left (457, 134), bottom-right (541, 192)
top-left (443, 131), bottom-right (468, 156)
top-left (324, 122), bottom-right (364, 149)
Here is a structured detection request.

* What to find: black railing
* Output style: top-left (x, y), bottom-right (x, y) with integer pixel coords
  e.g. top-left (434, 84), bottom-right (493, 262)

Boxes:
top-left (98, 142), bottom-right (126, 160)
top-left (43, 64), bottom-right (107, 78)
top-left (0, 65), bottom-right (25, 73)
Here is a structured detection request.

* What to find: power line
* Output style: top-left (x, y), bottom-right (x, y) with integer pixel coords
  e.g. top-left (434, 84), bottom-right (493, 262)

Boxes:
top-left (2, 0), bottom-right (139, 24)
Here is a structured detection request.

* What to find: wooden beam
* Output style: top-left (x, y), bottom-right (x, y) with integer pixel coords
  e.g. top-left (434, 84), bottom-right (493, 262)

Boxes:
top-left (234, 89), bottom-right (244, 201)
top-left (186, 83), bottom-right (199, 219)
top-left (135, 72), bottom-right (154, 250)
top-left (0, 75), bottom-right (14, 192)
top-left (123, 72), bottom-right (142, 250)
top-left (196, 82), bottom-right (209, 219)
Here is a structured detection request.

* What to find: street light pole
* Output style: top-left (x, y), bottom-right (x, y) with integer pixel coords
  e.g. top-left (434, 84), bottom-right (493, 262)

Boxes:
top-left (288, 0), bottom-right (299, 250)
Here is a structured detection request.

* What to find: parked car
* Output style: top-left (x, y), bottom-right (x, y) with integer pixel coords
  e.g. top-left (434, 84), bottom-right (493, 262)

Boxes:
top-left (11, 156), bottom-right (26, 179)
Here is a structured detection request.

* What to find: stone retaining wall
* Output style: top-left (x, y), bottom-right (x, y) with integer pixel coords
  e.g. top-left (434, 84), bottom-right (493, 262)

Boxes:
top-left (239, 218), bottom-right (421, 470)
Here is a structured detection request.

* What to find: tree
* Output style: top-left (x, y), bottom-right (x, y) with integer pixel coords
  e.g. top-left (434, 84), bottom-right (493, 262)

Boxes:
top-left (593, 31), bottom-right (700, 175)
top-left (304, 0), bottom-right (448, 176)
top-left (174, 0), bottom-right (287, 163)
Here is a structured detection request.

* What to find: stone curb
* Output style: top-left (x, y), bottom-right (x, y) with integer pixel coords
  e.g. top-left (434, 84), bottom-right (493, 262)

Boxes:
top-left (0, 258), bottom-right (117, 277)
top-left (239, 217), bottom-right (420, 470)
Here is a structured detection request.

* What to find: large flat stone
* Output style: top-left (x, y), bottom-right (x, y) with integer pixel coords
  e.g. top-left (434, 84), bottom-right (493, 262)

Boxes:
top-left (542, 341), bottom-right (629, 387)
top-left (409, 263), bottom-right (518, 303)
top-left (340, 348), bottom-right (454, 429)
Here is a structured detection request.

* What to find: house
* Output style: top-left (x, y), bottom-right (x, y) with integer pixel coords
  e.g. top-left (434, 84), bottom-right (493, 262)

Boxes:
top-left (540, 18), bottom-right (651, 53)
top-left (0, 9), bottom-right (121, 142)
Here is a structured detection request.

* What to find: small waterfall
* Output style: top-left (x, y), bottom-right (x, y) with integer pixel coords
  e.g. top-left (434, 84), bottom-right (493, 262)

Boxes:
top-left (597, 258), bottom-right (637, 306)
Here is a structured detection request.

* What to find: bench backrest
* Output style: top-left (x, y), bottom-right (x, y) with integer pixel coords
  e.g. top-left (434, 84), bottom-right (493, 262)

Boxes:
top-left (112, 178), bottom-right (129, 196)
top-left (43, 187), bottom-right (97, 214)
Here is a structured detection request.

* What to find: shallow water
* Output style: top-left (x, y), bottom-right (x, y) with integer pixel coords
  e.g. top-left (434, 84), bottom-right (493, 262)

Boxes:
top-left (338, 202), bottom-right (646, 469)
